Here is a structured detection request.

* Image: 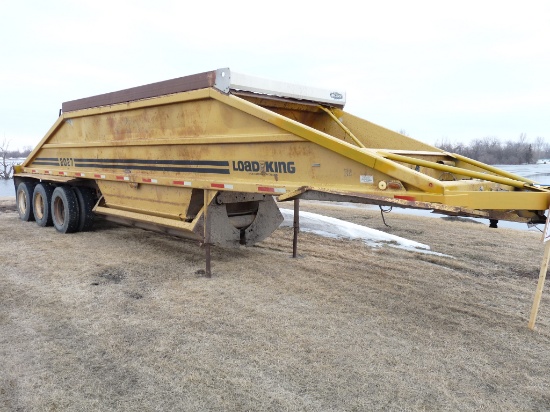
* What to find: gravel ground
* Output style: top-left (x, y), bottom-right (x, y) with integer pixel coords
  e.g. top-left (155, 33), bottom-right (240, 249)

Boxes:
top-left (2, 196), bottom-right (550, 411)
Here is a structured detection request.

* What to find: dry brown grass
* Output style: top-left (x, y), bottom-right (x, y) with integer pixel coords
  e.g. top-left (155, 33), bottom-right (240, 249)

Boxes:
top-left (2, 196), bottom-right (550, 411)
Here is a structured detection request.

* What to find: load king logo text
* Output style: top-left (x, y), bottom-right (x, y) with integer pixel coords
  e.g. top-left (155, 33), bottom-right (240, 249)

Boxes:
top-left (232, 160), bottom-right (296, 174)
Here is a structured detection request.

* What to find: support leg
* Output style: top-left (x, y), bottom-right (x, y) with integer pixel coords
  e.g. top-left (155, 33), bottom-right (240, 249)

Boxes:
top-left (529, 241), bottom-right (550, 329)
top-left (293, 198), bottom-right (300, 258)
top-left (204, 190), bottom-right (212, 277)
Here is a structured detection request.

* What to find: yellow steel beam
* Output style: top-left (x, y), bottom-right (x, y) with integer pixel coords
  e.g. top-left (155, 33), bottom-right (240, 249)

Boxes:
top-left (22, 115), bottom-right (65, 167)
top-left (377, 151), bottom-right (539, 190)
top-left (94, 205), bottom-right (198, 231)
top-left (317, 105), bottom-right (365, 148)
top-left (40, 134), bottom-right (304, 149)
top-left (210, 90), bottom-right (445, 194)
top-left (413, 191), bottom-right (550, 210)
top-left (449, 152), bottom-right (537, 184)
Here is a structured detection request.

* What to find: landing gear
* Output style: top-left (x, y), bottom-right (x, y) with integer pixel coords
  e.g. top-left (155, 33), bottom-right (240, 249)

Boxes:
top-left (489, 219), bottom-right (499, 228)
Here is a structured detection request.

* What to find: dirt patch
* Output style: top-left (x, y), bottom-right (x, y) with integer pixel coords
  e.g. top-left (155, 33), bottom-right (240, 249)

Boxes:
top-left (2, 198), bottom-right (550, 411)
top-left (0, 196), bottom-right (17, 213)
top-left (441, 215), bottom-right (485, 224)
top-left (93, 267), bottom-right (127, 284)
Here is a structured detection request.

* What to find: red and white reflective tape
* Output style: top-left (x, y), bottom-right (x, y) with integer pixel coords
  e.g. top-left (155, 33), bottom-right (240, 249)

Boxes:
top-left (394, 195), bottom-right (416, 202)
top-left (31, 169), bottom-right (37, 173)
top-left (257, 186), bottom-right (286, 194)
top-left (173, 180), bottom-right (192, 186)
top-left (142, 178), bottom-right (158, 184)
top-left (116, 175), bottom-right (130, 181)
top-left (58, 171), bottom-right (68, 176)
top-left (211, 183), bottom-right (233, 189)
top-left (75, 172), bottom-right (86, 177)
top-left (44, 170), bottom-right (51, 174)
top-left (94, 174), bottom-right (106, 179)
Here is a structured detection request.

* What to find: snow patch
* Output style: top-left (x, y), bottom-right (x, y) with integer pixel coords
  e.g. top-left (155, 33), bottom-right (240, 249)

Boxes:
top-left (279, 208), bottom-right (451, 256)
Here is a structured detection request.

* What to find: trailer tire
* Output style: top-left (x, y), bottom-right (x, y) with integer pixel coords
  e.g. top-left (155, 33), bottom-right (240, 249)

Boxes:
top-left (52, 186), bottom-right (80, 234)
top-left (73, 186), bottom-right (97, 232)
top-left (33, 183), bottom-right (55, 227)
top-left (16, 181), bottom-right (36, 222)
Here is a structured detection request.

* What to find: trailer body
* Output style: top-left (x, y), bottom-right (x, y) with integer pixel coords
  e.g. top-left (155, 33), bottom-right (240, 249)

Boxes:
top-left (14, 68), bottom-right (550, 251)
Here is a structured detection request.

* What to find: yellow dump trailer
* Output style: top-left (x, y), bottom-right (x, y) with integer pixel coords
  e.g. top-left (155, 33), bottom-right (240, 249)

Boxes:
top-left (13, 68), bottom-right (550, 274)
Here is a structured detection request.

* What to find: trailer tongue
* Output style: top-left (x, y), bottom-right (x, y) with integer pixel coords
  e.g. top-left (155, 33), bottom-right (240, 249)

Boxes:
top-left (14, 68), bottom-right (550, 274)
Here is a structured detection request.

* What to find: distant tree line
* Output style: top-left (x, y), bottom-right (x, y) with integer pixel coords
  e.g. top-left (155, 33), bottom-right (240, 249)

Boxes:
top-left (435, 134), bottom-right (549, 165)
top-left (4, 146), bottom-right (32, 159)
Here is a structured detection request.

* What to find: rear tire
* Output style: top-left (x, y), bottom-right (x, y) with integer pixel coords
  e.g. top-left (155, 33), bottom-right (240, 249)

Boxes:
top-left (52, 186), bottom-right (80, 234)
top-left (33, 183), bottom-right (55, 227)
top-left (16, 181), bottom-right (36, 221)
top-left (73, 186), bottom-right (97, 232)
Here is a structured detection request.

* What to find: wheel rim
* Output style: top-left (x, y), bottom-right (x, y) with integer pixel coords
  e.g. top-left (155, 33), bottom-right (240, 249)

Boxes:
top-left (18, 190), bottom-right (28, 215)
top-left (53, 196), bottom-right (65, 225)
top-left (34, 193), bottom-right (44, 220)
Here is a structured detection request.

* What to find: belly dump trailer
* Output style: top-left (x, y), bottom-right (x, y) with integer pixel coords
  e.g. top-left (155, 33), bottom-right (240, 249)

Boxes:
top-left (13, 68), bottom-right (550, 276)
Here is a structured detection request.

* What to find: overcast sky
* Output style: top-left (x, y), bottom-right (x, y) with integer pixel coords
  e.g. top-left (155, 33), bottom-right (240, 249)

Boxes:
top-left (1, 0), bottom-right (548, 150)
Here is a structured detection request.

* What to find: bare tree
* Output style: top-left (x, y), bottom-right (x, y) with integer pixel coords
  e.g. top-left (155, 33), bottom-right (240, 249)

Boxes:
top-left (0, 139), bottom-right (15, 179)
top-left (533, 136), bottom-right (547, 160)
top-left (435, 134), bottom-right (546, 165)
